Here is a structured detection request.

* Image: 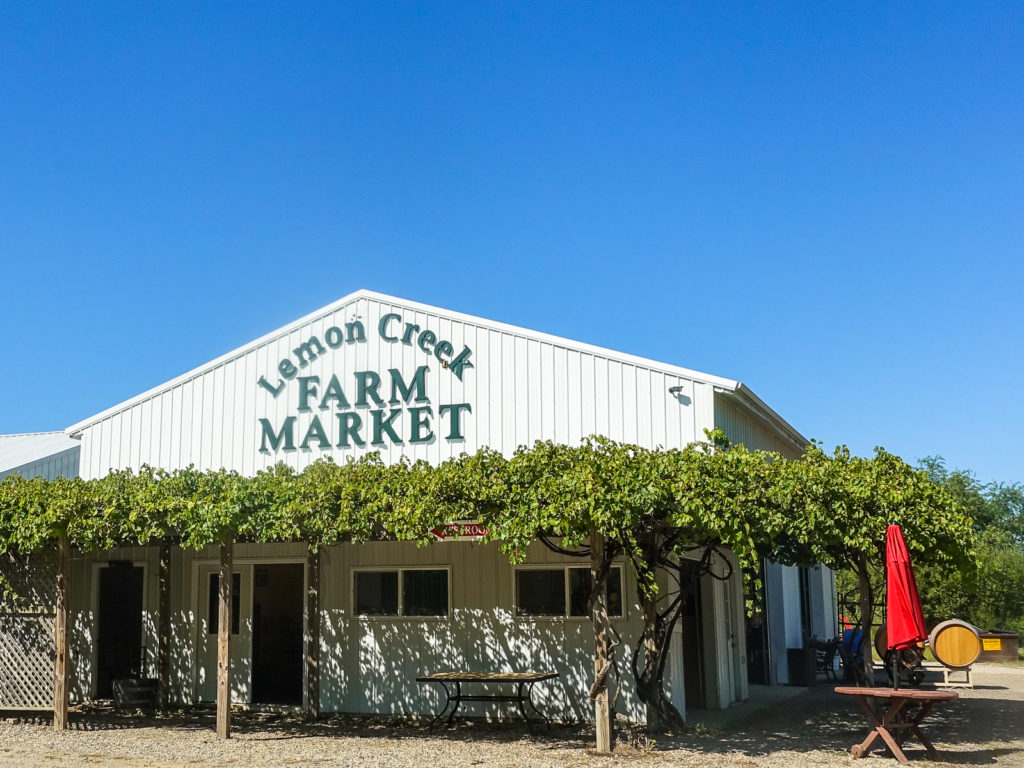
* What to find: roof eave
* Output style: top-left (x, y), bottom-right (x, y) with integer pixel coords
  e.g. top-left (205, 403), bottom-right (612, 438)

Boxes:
top-left (714, 382), bottom-right (810, 454)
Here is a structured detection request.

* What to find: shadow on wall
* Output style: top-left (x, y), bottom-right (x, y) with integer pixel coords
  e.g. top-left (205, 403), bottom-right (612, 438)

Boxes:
top-left (195, 615), bottom-right (254, 705)
top-left (319, 609), bottom-right (640, 722)
top-left (70, 608), bottom-right (94, 699)
top-left (169, 610), bottom-right (197, 705)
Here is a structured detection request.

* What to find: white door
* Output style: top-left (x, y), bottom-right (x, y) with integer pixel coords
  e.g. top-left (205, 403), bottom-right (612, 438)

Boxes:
top-left (196, 564), bottom-right (252, 703)
top-left (668, 624), bottom-right (686, 715)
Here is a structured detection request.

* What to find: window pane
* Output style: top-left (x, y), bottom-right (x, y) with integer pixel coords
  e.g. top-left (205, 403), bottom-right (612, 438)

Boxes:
top-left (568, 567), bottom-right (624, 618)
top-left (569, 568), bottom-right (591, 617)
top-left (207, 572), bottom-right (241, 635)
top-left (607, 567), bottom-right (623, 618)
top-left (355, 571), bottom-right (398, 615)
top-left (516, 569), bottom-right (565, 616)
top-left (403, 569), bottom-right (448, 616)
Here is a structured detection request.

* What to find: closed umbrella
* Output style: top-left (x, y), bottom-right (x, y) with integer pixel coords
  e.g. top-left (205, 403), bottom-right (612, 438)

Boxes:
top-left (886, 524), bottom-right (927, 688)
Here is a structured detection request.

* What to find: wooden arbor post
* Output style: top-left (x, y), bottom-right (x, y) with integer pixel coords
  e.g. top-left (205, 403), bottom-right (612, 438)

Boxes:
top-left (157, 540), bottom-right (171, 709)
top-left (53, 536), bottom-right (70, 731)
top-left (216, 536), bottom-right (233, 739)
top-left (590, 532), bottom-right (613, 753)
top-left (305, 546), bottom-right (320, 718)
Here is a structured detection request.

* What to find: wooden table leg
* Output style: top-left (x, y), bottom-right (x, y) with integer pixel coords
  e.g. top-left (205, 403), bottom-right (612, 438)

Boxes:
top-left (907, 701), bottom-right (941, 761)
top-left (875, 724), bottom-right (910, 764)
top-left (877, 698), bottom-right (912, 764)
top-left (851, 696), bottom-right (883, 758)
top-left (850, 696), bottom-right (910, 763)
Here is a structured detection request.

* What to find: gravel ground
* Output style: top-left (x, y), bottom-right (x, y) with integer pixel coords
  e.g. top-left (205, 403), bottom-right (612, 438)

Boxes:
top-left (2, 664), bottom-right (1022, 767)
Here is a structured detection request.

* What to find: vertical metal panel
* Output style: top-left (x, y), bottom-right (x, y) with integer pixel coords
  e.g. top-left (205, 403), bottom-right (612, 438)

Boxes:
top-left (714, 396), bottom-right (802, 458)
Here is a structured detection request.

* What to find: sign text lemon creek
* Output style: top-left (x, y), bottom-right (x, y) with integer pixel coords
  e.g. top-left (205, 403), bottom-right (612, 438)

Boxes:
top-left (257, 314), bottom-right (473, 452)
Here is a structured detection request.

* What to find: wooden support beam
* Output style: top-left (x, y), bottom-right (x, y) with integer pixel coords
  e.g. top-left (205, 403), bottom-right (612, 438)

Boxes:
top-left (157, 541), bottom-right (171, 709)
top-left (305, 546), bottom-right (321, 718)
top-left (590, 531), bottom-right (613, 753)
top-left (216, 537), bottom-right (233, 740)
top-left (53, 536), bottom-right (70, 731)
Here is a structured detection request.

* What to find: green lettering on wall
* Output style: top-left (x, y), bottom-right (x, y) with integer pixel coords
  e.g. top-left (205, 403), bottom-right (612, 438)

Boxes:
top-left (379, 313), bottom-right (401, 342)
top-left (259, 417), bottom-right (296, 452)
top-left (297, 376), bottom-right (320, 412)
top-left (345, 321), bottom-right (366, 342)
top-left (324, 326), bottom-right (345, 348)
top-left (318, 374), bottom-right (351, 410)
top-left (354, 370), bottom-right (385, 406)
top-left (439, 403), bottom-right (471, 440)
top-left (408, 406), bottom-right (434, 443)
top-left (434, 340), bottom-right (454, 363)
top-left (388, 366), bottom-right (430, 405)
top-left (278, 359), bottom-right (298, 380)
top-left (448, 346), bottom-right (474, 380)
top-left (401, 323), bottom-right (420, 345)
top-left (336, 412), bottom-right (365, 447)
top-left (417, 330), bottom-right (437, 355)
top-left (293, 337), bottom-right (326, 367)
top-left (371, 408), bottom-right (403, 445)
top-left (300, 415), bottom-right (331, 449)
top-left (257, 375), bottom-right (285, 398)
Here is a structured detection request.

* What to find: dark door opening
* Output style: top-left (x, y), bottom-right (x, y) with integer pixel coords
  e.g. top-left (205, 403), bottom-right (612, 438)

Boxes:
top-left (747, 560), bottom-right (771, 685)
top-left (96, 561), bottom-right (144, 698)
top-left (680, 569), bottom-right (705, 709)
top-left (251, 563), bottom-right (304, 705)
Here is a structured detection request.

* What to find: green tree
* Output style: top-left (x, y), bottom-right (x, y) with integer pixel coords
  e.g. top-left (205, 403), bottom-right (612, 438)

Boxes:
top-left (786, 447), bottom-right (974, 683)
top-left (916, 458), bottom-right (1024, 638)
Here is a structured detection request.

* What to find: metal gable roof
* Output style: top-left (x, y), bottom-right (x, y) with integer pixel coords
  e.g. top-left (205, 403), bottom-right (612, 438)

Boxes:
top-left (0, 431), bottom-right (81, 474)
top-left (64, 288), bottom-right (805, 447)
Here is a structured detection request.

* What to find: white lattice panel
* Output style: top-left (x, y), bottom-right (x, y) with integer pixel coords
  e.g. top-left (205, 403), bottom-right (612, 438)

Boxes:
top-left (0, 550), bottom-right (56, 710)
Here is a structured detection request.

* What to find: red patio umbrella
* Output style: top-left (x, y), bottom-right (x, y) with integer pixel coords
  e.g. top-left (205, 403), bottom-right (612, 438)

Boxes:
top-left (886, 524), bottom-right (927, 688)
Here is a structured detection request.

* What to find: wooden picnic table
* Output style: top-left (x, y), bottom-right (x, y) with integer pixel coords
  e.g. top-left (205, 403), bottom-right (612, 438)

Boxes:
top-left (835, 686), bottom-right (958, 764)
top-left (416, 671), bottom-right (558, 731)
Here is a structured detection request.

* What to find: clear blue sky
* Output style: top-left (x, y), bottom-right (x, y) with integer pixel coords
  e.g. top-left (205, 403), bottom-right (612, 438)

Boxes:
top-left (1, 2), bottom-right (1021, 483)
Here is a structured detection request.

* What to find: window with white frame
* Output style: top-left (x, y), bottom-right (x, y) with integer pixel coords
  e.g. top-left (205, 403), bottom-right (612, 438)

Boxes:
top-left (515, 565), bottom-right (624, 618)
top-left (353, 568), bottom-right (449, 617)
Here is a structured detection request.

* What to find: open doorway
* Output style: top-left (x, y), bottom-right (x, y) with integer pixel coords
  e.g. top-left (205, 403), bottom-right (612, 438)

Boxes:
top-left (96, 561), bottom-right (144, 698)
top-left (251, 563), bottom-right (304, 705)
top-left (679, 570), bottom-right (705, 708)
top-left (746, 560), bottom-right (771, 685)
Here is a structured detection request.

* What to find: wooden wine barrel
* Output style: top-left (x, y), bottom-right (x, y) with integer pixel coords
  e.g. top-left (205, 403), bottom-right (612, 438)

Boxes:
top-left (872, 622), bottom-right (929, 659)
top-left (929, 619), bottom-right (981, 669)
top-left (874, 623), bottom-right (888, 659)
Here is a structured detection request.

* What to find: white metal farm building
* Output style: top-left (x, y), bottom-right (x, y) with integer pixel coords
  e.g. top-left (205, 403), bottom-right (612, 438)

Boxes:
top-left (1, 289), bottom-right (836, 721)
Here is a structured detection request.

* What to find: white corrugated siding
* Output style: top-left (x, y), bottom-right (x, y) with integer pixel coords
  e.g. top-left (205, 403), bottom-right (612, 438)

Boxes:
top-left (713, 395), bottom-right (803, 459)
top-left (74, 294), bottom-right (717, 477)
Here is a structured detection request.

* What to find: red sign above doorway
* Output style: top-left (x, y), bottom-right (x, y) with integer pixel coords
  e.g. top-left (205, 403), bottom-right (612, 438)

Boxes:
top-left (430, 521), bottom-right (489, 541)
